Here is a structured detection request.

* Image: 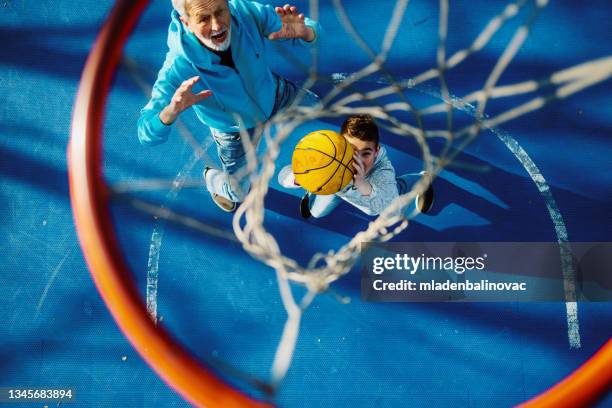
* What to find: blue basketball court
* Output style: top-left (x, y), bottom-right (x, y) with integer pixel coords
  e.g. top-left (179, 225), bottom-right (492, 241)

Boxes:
top-left (1, 0), bottom-right (611, 406)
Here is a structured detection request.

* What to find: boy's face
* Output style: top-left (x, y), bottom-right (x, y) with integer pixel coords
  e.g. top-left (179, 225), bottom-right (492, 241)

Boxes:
top-left (344, 136), bottom-right (380, 175)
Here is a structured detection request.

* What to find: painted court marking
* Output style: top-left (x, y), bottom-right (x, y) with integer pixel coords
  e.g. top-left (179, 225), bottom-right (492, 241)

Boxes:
top-left (122, 57), bottom-right (215, 323)
top-left (493, 130), bottom-right (581, 349)
top-left (415, 82), bottom-right (581, 348)
top-left (145, 153), bottom-right (204, 322)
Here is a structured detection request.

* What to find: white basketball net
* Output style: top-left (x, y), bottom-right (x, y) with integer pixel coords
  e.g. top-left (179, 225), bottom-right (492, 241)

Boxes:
top-left (118, 0), bottom-right (612, 394)
top-left (226, 0), bottom-right (612, 388)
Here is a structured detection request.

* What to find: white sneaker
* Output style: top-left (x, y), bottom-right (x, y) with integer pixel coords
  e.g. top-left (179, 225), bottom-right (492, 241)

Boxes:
top-left (211, 193), bottom-right (237, 212)
top-left (203, 167), bottom-right (237, 212)
top-left (278, 165), bottom-right (301, 189)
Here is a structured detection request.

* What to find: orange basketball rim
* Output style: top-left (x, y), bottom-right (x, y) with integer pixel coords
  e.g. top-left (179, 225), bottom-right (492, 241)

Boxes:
top-left (67, 1), bottom-right (612, 407)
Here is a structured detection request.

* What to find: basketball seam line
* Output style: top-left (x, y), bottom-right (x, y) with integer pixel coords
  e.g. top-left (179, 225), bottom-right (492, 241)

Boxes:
top-left (316, 133), bottom-right (353, 192)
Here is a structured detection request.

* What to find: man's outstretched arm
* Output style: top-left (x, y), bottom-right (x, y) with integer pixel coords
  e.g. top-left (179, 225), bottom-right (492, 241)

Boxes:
top-left (138, 57), bottom-right (211, 146)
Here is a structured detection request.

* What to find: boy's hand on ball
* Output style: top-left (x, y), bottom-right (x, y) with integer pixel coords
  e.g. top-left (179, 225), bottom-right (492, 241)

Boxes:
top-left (352, 154), bottom-right (373, 196)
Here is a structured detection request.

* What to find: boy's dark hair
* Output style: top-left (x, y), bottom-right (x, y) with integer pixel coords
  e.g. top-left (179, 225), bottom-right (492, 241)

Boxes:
top-left (340, 114), bottom-right (379, 145)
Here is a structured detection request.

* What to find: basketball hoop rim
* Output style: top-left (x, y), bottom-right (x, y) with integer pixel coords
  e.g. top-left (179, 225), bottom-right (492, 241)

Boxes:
top-left (67, 1), bottom-right (611, 407)
top-left (68, 1), bottom-right (267, 406)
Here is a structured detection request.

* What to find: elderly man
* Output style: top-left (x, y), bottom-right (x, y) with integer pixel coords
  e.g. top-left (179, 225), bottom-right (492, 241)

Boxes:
top-left (138, 0), bottom-right (321, 212)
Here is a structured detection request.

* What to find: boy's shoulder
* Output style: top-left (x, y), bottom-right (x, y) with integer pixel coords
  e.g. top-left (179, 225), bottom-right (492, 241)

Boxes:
top-left (365, 145), bottom-right (396, 180)
top-left (373, 145), bottom-right (393, 168)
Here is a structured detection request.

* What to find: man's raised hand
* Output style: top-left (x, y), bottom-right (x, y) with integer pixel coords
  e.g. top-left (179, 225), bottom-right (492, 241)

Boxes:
top-left (160, 76), bottom-right (212, 125)
top-left (268, 4), bottom-right (315, 42)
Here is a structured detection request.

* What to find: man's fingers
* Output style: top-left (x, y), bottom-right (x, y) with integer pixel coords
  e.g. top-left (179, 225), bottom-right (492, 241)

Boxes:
top-left (196, 90), bottom-right (213, 101)
top-left (185, 76), bottom-right (200, 91)
top-left (270, 4), bottom-right (305, 40)
top-left (176, 85), bottom-right (190, 98)
top-left (284, 5), bottom-right (299, 17)
top-left (178, 79), bottom-right (195, 93)
top-left (181, 76), bottom-right (199, 87)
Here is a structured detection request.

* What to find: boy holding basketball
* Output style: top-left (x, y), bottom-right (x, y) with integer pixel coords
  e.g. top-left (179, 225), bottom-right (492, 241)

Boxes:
top-left (279, 114), bottom-right (434, 218)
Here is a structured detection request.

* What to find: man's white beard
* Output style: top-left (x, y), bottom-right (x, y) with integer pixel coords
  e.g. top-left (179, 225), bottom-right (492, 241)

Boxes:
top-left (202, 28), bottom-right (231, 51)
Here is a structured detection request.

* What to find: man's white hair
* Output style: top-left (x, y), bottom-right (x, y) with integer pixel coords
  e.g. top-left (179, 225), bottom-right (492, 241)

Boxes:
top-left (172, 0), bottom-right (229, 17)
top-left (171, 0), bottom-right (188, 17)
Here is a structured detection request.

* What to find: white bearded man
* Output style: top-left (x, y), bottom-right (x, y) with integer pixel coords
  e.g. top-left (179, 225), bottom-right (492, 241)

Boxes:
top-left (138, 0), bottom-right (321, 212)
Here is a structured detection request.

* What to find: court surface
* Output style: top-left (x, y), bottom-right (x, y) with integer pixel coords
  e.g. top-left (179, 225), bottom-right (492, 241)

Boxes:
top-left (1, 0), bottom-right (611, 406)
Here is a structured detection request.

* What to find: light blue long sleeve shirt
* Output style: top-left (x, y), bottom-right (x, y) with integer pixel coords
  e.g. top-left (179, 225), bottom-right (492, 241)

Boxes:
top-left (337, 146), bottom-right (400, 216)
top-left (138, 0), bottom-right (321, 145)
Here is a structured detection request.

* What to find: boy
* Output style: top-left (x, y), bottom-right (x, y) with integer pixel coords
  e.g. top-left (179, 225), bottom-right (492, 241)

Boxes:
top-left (278, 114), bottom-right (434, 218)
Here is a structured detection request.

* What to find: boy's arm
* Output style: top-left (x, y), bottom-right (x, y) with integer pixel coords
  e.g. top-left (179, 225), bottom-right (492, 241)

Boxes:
top-left (351, 154), bottom-right (399, 216)
top-left (363, 168), bottom-right (400, 216)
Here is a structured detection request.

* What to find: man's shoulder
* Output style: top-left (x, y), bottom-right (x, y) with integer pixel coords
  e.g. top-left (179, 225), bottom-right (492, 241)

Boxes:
top-left (229, 0), bottom-right (278, 30)
top-left (228, 0), bottom-right (256, 20)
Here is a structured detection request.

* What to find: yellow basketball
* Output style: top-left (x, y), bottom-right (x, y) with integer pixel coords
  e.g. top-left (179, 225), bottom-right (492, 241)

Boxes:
top-left (292, 130), bottom-right (354, 195)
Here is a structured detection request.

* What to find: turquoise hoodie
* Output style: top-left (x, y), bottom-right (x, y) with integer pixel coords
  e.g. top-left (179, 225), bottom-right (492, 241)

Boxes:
top-left (138, 0), bottom-right (321, 145)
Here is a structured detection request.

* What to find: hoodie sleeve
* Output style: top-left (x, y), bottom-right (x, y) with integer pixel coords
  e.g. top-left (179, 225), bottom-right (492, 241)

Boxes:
top-left (336, 148), bottom-right (399, 216)
top-left (137, 52), bottom-right (182, 146)
top-left (241, 0), bottom-right (322, 47)
top-left (363, 165), bottom-right (400, 216)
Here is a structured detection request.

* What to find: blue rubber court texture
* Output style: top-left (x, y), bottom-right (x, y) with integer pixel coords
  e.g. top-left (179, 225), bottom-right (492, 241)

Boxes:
top-left (1, 0), bottom-right (611, 406)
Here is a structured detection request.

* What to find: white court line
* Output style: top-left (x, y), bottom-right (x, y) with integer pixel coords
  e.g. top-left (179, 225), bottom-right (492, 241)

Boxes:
top-left (145, 227), bottom-right (163, 321)
top-left (36, 248), bottom-right (74, 318)
top-left (122, 57), bottom-right (215, 324)
top-left (411, 82), bottom-right (582, 348)
top-left (143, 150), bottom-right (208, 323)
top-left (494, 132), bottom-right (581, 348)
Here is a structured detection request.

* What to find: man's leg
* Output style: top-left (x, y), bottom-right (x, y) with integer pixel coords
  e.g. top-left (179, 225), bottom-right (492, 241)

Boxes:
top-left (271, 75), bottom-right (320, 115)
top-left (204, 77), bottom-right (318, 211)
top-left (205, 129), bottom-right (251, 208)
